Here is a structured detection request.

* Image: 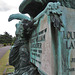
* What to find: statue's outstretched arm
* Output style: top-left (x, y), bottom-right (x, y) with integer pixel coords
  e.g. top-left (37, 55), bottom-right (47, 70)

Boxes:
top-left (8, 13), bottom-right (31, 22)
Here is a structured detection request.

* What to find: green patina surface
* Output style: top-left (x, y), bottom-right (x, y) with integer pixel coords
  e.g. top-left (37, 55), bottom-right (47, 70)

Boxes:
top-left (8, 0), bottom-right (75, 75)
top-left (19, 0), bottom-right (75, 18)
top-left (8, 14), bottom-right (40, 75)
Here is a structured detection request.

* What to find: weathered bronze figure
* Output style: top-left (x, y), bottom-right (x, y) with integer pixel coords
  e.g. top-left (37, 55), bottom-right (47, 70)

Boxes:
top-left (8, 14), bottom-right (40, 75)
top-left (19, 0), bottom-right (75, 18)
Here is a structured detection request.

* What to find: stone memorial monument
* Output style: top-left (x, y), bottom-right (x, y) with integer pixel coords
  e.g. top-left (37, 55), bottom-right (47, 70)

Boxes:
top-left (60, 7), bottom-right (75, 75)
top-left (8, 0), bottom-right (75, 75)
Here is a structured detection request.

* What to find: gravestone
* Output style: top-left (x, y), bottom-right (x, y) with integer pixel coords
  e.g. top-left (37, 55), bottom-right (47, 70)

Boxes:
top-left (61, 7), bottom-right (75, 75)
top-left (19, 1), bottom-right (75, 75)
top-left (29, 14), bottom-right (55, 75)
top-left (29, 6), bottom-right (75, 75)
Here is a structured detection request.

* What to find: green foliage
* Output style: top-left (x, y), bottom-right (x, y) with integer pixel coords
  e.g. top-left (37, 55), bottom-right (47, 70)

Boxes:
top-left (0, 32), bottom-right (13, 44)
top-left (11, 42), bottom-right (14, 46)
top-left (12, 37), bottom-right (16, 43)
top-left (3, 43), bottom-right (7, 46)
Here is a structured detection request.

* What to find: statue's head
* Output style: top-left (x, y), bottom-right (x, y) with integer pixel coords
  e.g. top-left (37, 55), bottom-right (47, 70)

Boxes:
top-left (15, 21), bottom-right (24, 38)
top-left (8, 13), bottom-right (31, 40)
top-left (15, 19), bottom-right (32, 39)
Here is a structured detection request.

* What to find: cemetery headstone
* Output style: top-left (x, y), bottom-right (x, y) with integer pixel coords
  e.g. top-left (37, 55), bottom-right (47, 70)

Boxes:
top-left (29, 3), bottom-right (75, 75)
top-left (60, 7), bottom-right (75, 75)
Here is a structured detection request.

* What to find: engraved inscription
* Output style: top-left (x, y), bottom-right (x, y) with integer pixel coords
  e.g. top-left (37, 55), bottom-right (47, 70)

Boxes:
top-left (30, 28), bottom-right (47, 66)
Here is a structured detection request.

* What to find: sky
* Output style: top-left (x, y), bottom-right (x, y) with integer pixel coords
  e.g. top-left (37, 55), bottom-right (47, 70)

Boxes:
top-left (0, 0), bottom-right (24, 37)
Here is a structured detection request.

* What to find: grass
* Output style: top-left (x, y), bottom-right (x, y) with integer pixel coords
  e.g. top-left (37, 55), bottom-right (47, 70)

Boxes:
top-left (6, 68), bottom-right (14, 73)
top-left (0, 50), bottom-right (14, 75)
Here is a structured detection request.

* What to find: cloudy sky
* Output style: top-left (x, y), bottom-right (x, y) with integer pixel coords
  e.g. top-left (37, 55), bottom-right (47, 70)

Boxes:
top-left (0, 0), bottom-right (23, 36)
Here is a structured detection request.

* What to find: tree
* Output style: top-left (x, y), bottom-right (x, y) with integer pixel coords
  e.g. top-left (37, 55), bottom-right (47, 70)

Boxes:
top-left (0, 32), bottom-right (13, 44)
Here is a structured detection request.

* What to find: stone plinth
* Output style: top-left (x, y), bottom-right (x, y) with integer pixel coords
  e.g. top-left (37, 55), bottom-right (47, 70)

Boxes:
top-left (29, 6), bottom-right (75, 75)
top-left (29, 14), bottom-right (55, 75)
top-left (61, 7), bottom-right (75, 75)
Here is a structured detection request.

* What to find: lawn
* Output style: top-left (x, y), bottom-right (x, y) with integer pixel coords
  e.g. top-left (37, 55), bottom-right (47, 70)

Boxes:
top-left (0, 50), bottom-right (14, 75)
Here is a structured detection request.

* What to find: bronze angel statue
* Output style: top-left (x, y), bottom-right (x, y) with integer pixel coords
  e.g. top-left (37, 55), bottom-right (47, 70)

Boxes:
top-left (8, 14), bottom-right (40, 75)
top-left (19, 0), bottom-right (75, 18)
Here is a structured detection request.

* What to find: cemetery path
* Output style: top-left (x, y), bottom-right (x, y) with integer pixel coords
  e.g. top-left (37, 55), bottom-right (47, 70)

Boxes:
top-left (0, 46), bottom-right (11, 60)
